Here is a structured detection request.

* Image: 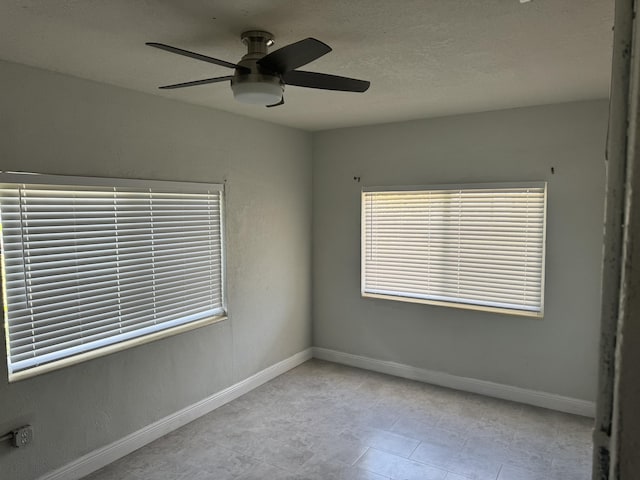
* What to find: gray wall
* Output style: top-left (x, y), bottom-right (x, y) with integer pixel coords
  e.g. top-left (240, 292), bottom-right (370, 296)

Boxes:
top-left (0, 60), bottom-right (313, 480)
top-left (313, 100), bottom-right (608, 402)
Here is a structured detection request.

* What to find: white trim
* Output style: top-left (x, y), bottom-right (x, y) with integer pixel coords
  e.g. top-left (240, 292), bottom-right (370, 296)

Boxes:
top-left (312, 347), bottom-right (595, 418)
top-left (38, 348), bottom-right (313, 480)
top-left (362, 181), bottom-right (547, 192)
top-left (0, 171), bottom-right (223, 192)
top-left (10, 316), bottom-right (228, 382)
top-left (361, 292), bottom-right (543, 318)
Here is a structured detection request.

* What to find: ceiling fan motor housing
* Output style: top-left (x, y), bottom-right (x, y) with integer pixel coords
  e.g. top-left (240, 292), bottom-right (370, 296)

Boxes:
top-left (231, 30), bottom-right (283, 105)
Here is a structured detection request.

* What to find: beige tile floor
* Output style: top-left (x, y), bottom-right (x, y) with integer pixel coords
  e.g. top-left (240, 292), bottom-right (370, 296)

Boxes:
top-left (84, 359), bottom-right (593, 480)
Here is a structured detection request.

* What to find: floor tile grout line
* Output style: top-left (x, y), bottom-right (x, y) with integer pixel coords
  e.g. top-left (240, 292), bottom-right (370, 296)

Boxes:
top-left (262, 459), bottom-right (297, 474)
top-left (361, 423), bottom-right (428, 458)
top-left (359, 446), bottom-right (452, 479)
top-left (388, 414), bottom-right (402, 431)
top-left (365, 445), bottom-right (453, 476)
top-left (351, 446), bottom-right (370, 467)
top-left (407, 439), bottom-right (422, 460)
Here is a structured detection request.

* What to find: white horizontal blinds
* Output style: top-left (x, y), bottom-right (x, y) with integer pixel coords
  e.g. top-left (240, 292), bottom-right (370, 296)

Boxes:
top-left (1, 182), bottom-right (224, 375)
top-left (363, 184), bottom-right (546, 313)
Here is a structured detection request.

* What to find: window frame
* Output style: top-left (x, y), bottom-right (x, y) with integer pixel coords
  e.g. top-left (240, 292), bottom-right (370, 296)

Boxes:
top-left (0, 172), bottom-right (227, 381)
top-left (361, 182), bottom-right (547, 317)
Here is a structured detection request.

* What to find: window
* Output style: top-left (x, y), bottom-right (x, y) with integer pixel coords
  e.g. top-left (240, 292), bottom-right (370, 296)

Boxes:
top-left (1, 173), bottom-right (226, 381)
top-left (362, 183), bottom-right (546, 316)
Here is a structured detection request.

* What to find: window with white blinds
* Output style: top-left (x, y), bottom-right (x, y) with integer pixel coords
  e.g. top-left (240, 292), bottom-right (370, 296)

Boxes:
top-left (0, 173), bottom-right (226, 381)
top-left (362, 183), bottom-right (546, 316)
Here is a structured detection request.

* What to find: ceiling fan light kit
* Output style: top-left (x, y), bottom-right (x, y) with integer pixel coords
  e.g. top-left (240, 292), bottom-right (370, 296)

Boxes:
top-left (232, 78), bottom-right (282, 105)
top-left (146, 30), bottom-right (370, 107)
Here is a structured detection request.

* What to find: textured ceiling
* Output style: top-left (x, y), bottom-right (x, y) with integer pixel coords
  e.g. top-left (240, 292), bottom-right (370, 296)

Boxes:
top-left (0, 0), bottom-right (613, 131)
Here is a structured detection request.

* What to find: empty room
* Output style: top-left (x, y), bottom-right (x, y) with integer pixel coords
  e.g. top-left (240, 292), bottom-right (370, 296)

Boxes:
top-left (1, 1), bottom-right (639, 480)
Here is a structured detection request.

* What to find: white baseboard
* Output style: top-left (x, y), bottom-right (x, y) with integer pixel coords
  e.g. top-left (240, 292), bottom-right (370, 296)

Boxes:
top-left (312, 347), bottom-right (595, 418)
top-left (39, 348), bottom-right (313, 480)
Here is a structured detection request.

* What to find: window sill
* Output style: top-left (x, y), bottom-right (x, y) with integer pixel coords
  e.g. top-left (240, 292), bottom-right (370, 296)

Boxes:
top-left (8, 314), bottom-right (228, 382)
top-left (362, 292), bottom-right (543, 318)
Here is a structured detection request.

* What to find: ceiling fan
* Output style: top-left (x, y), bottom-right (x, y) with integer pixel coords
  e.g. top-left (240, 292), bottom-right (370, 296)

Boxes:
top-left (146, 31), bottom-right (370, 107)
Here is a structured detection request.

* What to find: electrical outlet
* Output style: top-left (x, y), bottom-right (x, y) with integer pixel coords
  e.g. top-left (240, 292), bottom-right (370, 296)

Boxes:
top-left (11, 425), bottom-right (33, 448)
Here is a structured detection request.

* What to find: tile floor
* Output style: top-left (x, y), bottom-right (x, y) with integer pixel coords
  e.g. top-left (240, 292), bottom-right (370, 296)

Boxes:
top-left (84, 360), bottom-right (593, 480)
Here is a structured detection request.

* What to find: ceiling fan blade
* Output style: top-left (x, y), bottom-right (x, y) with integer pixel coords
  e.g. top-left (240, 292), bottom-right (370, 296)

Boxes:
top-left (257, 38), bottom-right (331, 74)
top-left (283, 70), bottom-right (370, 92)
top-left (146, 42), bottom-right (249, 72)
top-left (158, 76), bottom-right (234, 90)
top-left (266, 96), bottom-right (285, 108)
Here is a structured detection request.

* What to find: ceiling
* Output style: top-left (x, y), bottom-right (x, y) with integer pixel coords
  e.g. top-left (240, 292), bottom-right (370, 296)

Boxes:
top-left (0, 0), bottom-right (613, 131)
